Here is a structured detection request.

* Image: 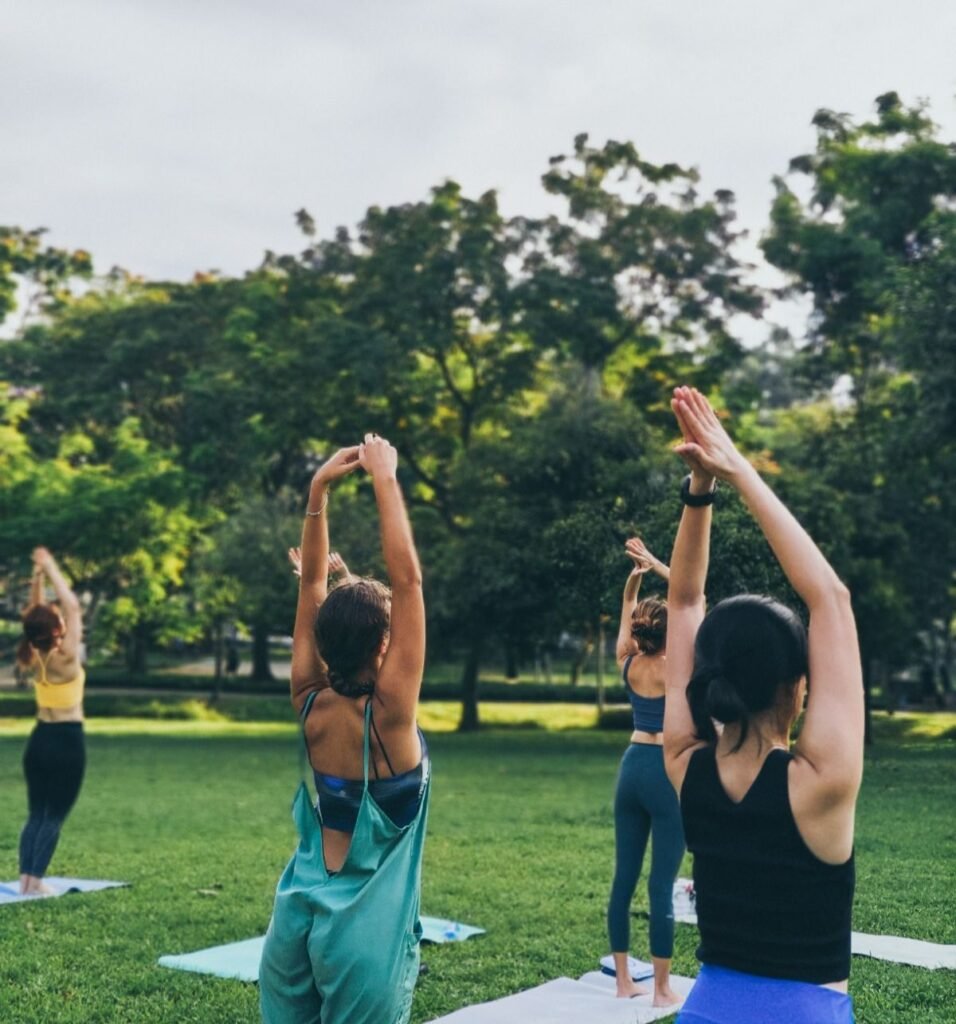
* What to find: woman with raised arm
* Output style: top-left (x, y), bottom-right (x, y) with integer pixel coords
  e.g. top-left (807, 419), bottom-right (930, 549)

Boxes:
top-left (607, 538), bottom-right (684, 1007)
top-left (15, 547), bottom-right (86, 895)
top-left (260, 434), bottom-right (430, 1024)
top-left (663, 387), bottom-right (863, 1024)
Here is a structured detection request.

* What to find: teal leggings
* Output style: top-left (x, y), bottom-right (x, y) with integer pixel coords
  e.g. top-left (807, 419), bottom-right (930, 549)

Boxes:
top-left (607, 742), bottom-right (685, 957)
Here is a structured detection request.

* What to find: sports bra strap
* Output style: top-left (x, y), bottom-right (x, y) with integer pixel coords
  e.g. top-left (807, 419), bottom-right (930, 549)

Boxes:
top-left (300, 689), bottom-right (319, 722)
top-left (362, 698), bottom-right (373, 787)
top-left (621, 655), bottom-right (634, 685)
top-left (36, 650), bottom-right (52, 685)
top-left (368, 704), bottom-right (397, 779)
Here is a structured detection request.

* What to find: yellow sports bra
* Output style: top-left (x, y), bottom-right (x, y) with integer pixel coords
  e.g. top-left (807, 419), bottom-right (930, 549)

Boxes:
top-left (33, 651), bottom-right (86, 709)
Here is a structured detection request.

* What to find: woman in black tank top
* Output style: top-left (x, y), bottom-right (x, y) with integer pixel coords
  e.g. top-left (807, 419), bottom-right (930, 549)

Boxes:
top-left (661, 388), bottom-right (864, 1024)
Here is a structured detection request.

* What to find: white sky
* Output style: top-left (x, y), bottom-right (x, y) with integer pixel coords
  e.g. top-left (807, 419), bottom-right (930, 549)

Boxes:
top-left (4, 0), bottom-right (955, 341)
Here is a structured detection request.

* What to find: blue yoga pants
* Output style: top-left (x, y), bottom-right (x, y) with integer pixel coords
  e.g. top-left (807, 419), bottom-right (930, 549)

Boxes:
top-left (607, 742), bottom-right (685, 957)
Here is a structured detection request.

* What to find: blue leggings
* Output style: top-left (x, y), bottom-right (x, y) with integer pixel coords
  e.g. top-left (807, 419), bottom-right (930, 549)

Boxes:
top-left (607, 742), bottom-right (685, 958)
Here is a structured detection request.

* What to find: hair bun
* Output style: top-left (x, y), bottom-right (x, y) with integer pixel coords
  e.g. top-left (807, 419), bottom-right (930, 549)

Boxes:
top-left (631, 598), bottom-right (667, 655)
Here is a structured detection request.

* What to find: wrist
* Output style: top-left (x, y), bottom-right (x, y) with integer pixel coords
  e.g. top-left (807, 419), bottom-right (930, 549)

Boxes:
top-left (725, 457), bottom-right (757, 489)
top-left (688, 472), bottom-right (717, 496)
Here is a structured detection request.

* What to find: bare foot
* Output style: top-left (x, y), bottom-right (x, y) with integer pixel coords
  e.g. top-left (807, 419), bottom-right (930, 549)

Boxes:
top-left (616, 979), bottom-right (651, 999)
top-left (652, 987), bottom-right (684, 1008)
top-left (26, 879), bottom-right (57, 895)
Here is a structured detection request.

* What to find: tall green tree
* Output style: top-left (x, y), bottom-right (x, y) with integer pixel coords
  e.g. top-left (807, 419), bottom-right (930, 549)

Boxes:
top-left (761, 93), bottom-right (956, 729)
top-left (517, 134), bottom-right (763, 415)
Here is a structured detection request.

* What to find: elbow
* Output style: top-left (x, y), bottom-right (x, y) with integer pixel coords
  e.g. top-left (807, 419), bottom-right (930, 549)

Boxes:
top-left (667, 591), bottom-right (705, 613)
top-left (393, 569), bottom-right (423, 590)
top-left (811, 576), bottom-right (852, 610)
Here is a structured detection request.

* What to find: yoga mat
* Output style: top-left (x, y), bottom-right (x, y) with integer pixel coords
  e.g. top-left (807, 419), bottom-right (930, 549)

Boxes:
top-left (159, 937), bottom-right (265, 982)
top-left (850, 933), bottom-right (956, 970)
top-left (599, 954), bottom-right (654, 981)
top-left (158, 916), bottom-right (485, 982)
top-left (673, 877), bottom-right (955, 969)
top-left (426, 971), bottom-right (695, 1024)
top-left (0, 878), bottom-right (128, 905)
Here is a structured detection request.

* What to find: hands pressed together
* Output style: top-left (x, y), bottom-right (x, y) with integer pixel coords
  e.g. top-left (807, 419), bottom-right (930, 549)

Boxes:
top-left (670, 386), bottom-right (747, 486)
top-left (312, 433), bottom-right (398, 490)
top-left (625, 537), bottom-right (667, 578)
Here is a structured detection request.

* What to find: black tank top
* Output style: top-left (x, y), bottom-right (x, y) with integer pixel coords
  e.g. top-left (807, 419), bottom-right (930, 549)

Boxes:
top-left (681, 746), bottom-right (854, 984)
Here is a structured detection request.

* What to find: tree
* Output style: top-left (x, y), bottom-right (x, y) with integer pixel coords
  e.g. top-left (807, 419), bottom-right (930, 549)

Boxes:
top-left (0, 226), bottom-right (92, 332)
top-left (0, 397), bottom-right (197, 673)
top-left (516, 134), bottom-right (763, 413)
top-left (761, 93), bottom-right (956, 733)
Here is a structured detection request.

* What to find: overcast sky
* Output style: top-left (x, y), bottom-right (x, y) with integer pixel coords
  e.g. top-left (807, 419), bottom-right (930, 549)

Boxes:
top-left (4, 0), bottom-right (955, 339)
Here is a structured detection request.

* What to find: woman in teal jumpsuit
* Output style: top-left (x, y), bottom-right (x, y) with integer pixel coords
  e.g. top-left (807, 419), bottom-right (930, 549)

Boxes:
top-left (260, 435), bottom-right (430, 1024)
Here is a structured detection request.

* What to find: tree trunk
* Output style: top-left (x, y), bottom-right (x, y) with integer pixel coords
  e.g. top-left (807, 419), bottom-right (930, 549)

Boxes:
top-left (504, 644), bottom-right (519, 680)
top-left (209, 622), bottom-right (224, 704)
top-left (125, 622), bottom-right (149, 675)
top-left (862, 648), bottom-right (875, 747)
top-left (251, 622), bottom-right (274, 682)
top-left (570, 638), bottom-right (593, 687)
top-left (458, 636), bottom-right (483, 732)
top-left (596, 620), bottom-right (607, 714)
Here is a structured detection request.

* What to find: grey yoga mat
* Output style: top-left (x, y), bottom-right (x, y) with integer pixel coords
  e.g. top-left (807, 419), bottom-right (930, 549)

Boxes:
top-left (158, 916), bottom-right (485, 982)
top-left (0, 878), bottom-right (128, 905)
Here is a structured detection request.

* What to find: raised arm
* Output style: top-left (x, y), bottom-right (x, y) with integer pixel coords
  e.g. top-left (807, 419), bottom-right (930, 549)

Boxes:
top-left (29, 566), bottom-right (44, 608)
top-left (663, 391), bottom-right (717, 787)
top-left (360, 434), bottom-right (425, 726)
top-left (616, 538), bottom-right (669, 664)
top-left (668, 388), bottom-right (863, 805)
top-left (289, 446), bottom-right (361, 712)
top-left (616, 563), bottom-right (644, 664)
top-left (33, 548), bottom-right (82, 661)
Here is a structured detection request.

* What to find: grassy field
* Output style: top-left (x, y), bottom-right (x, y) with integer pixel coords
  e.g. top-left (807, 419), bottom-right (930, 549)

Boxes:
top-left (0, 711), bottom-right (953, 1023)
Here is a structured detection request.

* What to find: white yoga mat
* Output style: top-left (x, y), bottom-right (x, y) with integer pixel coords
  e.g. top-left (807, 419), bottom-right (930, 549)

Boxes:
top-left (158, 916), bottom-right (485, 982)
top-left (426, 971), bottom-right (694, 1024)
top-left (850, 933), bottom-right (956, 970)
top-left (0, 878), bottom-right (128, 905)
top-left (673, 877), bottom-right (955, 969)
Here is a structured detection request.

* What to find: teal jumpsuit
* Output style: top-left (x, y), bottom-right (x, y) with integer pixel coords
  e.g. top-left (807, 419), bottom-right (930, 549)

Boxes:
top-left (260, 698), bottom-right (431, 1024)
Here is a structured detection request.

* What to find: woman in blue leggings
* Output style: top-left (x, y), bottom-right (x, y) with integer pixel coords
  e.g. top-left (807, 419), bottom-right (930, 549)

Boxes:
top-left (664, 387), bottom-right (861, 1024)
top-left (607, 537), bottom-right (684, 1008)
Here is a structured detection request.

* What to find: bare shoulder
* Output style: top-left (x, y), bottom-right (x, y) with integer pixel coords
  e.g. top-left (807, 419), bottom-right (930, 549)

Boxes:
top-left (626, 653), bottom-right (667, 698)
top-left (787, 752), bottom-right (858, 865)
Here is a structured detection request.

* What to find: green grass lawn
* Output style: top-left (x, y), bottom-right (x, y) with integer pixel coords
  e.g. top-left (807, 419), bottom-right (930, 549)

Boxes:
top-left (0, 714), bottom-right (953, 1023)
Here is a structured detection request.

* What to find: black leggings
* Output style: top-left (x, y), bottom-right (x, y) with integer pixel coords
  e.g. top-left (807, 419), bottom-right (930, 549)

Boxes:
top-left (19, 722), bottom-right (86, 877)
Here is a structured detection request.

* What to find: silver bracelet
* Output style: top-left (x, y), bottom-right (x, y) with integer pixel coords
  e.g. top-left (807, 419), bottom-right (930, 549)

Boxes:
top-left (305, 494), bottom-right (329, 518)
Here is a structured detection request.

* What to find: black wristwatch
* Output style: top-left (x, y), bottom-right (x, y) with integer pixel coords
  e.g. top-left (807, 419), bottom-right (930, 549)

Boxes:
top-left (680, 474), bottom-right (717, 507)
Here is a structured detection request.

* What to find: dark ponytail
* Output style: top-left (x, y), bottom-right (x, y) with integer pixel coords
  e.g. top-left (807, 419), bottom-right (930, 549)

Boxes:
top-left (315, 578), bottom-right (392, 697)
top-left (686, 595), bottom-right (808, 751)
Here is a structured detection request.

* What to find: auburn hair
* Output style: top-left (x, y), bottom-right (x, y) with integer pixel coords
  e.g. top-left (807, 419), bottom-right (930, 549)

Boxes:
top-left (17, 605), bottom-right (64, 667)
top-left (631, 598), bottom-right (667, 655)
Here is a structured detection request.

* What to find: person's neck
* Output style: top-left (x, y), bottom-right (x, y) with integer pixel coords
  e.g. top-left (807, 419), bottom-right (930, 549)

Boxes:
top-left (717, 718), bottom-right (790, 759)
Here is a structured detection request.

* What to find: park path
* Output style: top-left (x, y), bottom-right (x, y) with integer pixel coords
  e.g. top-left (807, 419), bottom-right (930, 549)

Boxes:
top-left (0, 654), bottom-right (290, 696)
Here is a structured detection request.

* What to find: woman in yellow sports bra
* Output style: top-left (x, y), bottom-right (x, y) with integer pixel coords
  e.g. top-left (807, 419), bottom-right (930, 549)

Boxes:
top-left (15, 547), bottom-right (86, 895)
